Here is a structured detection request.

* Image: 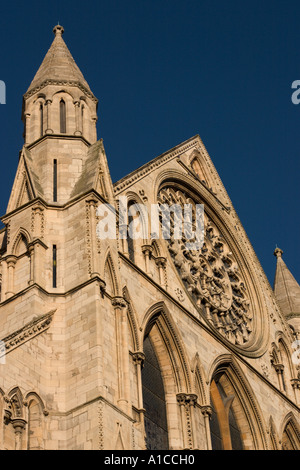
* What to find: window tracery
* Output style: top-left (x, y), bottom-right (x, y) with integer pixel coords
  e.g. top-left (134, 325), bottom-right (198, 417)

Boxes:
top-left (157, 186), bottom-right (252, 346)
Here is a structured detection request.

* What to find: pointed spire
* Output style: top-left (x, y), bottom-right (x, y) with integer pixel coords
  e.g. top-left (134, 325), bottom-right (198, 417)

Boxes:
top-left (26, 25), bottom-right (94, 98)
top-left (273, 248), bottom-right (300, 317)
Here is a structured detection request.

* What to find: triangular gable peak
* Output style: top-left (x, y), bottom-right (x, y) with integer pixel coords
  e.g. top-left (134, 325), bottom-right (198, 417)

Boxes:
top-left (6, 147), bottom-right (43, 213)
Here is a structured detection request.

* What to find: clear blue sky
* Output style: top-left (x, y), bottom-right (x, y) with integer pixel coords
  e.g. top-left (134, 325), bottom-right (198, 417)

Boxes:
top-left (0, 0), bottom-right (299, 286)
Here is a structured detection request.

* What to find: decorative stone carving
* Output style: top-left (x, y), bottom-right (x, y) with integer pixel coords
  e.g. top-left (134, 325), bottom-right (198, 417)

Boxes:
top-left (3, 407), bottom-right (12, 425)
top-left (0, 310), bottom-right (55, 359)
top-left (175, 287), bottom-right (185, 302)
top-left (261, 363), bottom-right (270, 379)
top-left (158, 187), bottom-right (253, 346)
top-left (111, 296), bottom-right (127, 309)
top-left (132, 351), bottom-right (145, 367)
top-left (176, 393), bottom-right (198, 449)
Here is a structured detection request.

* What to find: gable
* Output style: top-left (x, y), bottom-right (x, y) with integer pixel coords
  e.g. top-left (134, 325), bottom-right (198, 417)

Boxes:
top-left (6, 147), bottom-right (44, 213)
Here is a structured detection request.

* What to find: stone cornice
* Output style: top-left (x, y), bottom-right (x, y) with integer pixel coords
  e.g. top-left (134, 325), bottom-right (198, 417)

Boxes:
top-left (0, 275), bottom-right (108, 306)
top-left (0, 189), bottom-right (108, 224)
top-left (25, 133), bottom-right (92, 151)
top-left (113, 135), bottom-right (200, 194)
top-left (0, 310), bottom-right (55, 358)
top-left (23, 79), bottom-right (98, 103)
top-left (46, 395), bottom-right (135, 423)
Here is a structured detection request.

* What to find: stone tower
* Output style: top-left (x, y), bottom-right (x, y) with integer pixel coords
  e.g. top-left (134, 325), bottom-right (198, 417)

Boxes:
top-left (0, 26), bottom-right (299, 450)
top-left (273, 248), bottom-right (300, 338)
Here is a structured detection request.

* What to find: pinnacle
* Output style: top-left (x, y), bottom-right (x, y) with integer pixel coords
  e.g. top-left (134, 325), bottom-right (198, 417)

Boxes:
top-left (273, 248), bottom-right (300, 317)
top-left (274, 247), bottom-right (283, 258)
top-left (26, 24), bottom-right (93, 96)
top-left (53, 24), bottom-right (64, 36)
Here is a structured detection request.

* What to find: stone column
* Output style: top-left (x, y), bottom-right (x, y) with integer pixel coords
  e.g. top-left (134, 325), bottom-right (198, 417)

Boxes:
top-left (28, 245), bottom-right (34, 285)
top-left (5, 256), bottom-right (17, 299)
top-left (45, 99), bottom-right (53, 134)
top-left (141, 244), bottom-right (153, 275)
top-left (291, 378), bottom-right (300, 405)
top-left (24, 113), bottom-right (31, 144)
top-left (155, 256), bottom-right (167, 287)
top-left (0, 262), bottom-right (7, 303)
top-left (132, 352), bottom-right (146, 425)
top-left (176, 393), bottom-right (198, 449)
top-left (274, 363), bottom-right (285, 392)
top-left (87, 198), bottom-right (101, 278)
top-left (92, 116), bottom-right (98, 142)
top-left (112, 296), bottom-right (131, 414)
top-left (74, 100), bottom-right (82, 135)
top-left (204, 302), bottom-right (213, 323)
top-left (119, 223), bottom-right (129, 256)
top-left (201, 405), bottom-right (212, 450)
top-left (11, 418), bottom-right (26, 450)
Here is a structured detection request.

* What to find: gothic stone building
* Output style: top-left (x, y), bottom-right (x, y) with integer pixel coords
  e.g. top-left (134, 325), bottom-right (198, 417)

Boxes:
top-left (0, 25), bottom-right (299, 451)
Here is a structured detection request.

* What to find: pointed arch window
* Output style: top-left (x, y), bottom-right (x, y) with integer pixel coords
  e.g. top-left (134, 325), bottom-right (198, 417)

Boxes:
top-left (27, 399), bottom-right (43, 450)
top-left (210, 377), bottom-right (244, 450)
top-left (127, 202), bottom-right (136, 263)
top-left (191, 157), bottom-right (207, 184)
top-left (60, 99), bottom-right (66, 133)
top-left (39, 103), bottom-right (43, 137)
top-left (81, 104), bottom-right (84, 133)
top-left (142, 334), bottom-right (169, 450)
top-left (282, 416), bottom-right (300, 450)
top-left (53, 159), bottom-right (57, 202)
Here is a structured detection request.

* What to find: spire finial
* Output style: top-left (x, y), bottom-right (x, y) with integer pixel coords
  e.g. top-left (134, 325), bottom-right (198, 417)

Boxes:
top-left (274, 247), bottom-right (283, 258)
top-left (53, 24), bottom-right (64, 36)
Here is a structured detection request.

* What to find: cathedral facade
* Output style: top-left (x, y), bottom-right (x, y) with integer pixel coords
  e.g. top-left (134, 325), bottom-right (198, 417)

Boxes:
top-left (0, 25), bottom-right (299, 450)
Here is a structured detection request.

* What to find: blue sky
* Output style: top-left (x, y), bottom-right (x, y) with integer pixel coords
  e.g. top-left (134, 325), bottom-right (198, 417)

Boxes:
top-left (0, 0), bottom-right (299, 286)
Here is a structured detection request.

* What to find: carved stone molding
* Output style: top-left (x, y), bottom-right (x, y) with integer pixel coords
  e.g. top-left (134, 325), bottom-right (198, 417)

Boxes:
top-left (11, 417), bottom-right (27, 432)
top-left (273, 363), bottom-right (284, 374)
top-left (31, 206), bottom-right (45, 239)
top-left (3, 408), bottom-right (12, 425)
top-left (154, 256), bottom-right (167, 268)
top-left (114, 138), bottom-right (200, 194)
top-left (141, 244), bottom-right (153, 255)
top-left (132, 351), bottom-right (145, 367)
top-left (176, 393), bottom-right (198, 408)
top-left (0, 310), bottom-right (55, 359)
top-left (24, 79), bottom-right (97, 102)
top-left (291, 378), bottom-right (300, 390)
top-left (176, 393), bottom-right (198, 450)
top-left (111, 296), bottom-right (127, 309)
top-left (200, 405), bottom-right (212, 418)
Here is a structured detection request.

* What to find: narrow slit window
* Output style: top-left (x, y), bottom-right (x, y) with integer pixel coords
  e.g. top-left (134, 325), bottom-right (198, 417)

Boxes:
top-left (81, 104), bottom-right (84, 133)
top-left (127, 203), bottom-right (135, 263)
top-left (60, 99), bottom-right (66, 133)
top-left (52, 245), bottom-right (57, 288)
top-left (40, 103), bottom-right (43, 137)
top-left (53, 159), bottom-right (57, 202)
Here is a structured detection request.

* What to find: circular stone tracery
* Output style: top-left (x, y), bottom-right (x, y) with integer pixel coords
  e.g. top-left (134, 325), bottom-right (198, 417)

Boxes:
top-left (157, 186), bottom-right (253, 346)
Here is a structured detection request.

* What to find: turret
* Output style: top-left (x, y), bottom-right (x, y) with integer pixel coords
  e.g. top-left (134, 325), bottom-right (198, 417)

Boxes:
top-left (22, 25), bottom-right (98, 145)
top-left (17, 25), bottom-right (100, 205)
top-left (273, 247), bottom-right (300, 336)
